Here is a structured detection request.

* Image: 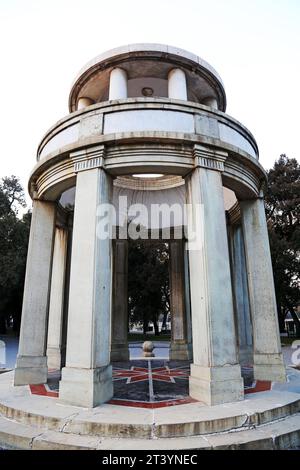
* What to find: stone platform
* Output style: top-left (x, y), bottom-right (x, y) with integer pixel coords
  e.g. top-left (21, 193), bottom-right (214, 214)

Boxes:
top-left (0, 365), bottom-right (300, 450)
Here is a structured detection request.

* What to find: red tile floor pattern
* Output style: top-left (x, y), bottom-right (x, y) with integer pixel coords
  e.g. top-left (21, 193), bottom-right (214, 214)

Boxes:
top-left (113, 365), bottom-right (189, 383)
top-left (29, 364), bottom-right (272, 409)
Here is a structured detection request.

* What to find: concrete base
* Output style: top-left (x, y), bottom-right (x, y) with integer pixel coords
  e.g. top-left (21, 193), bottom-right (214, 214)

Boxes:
top-left (14, 355), bottom-right (48, 386)
top-left (189, 364), bottom-right (244, 405)
top-left (110, 344), bottom-right (130, 362)
top-left (46, 347), bottom-right (62, 370)
top-left (170, 341), bottom-right (192, 361)
top-left (59, 365), bottom-right (113, 407)
top-left (254, 353), bottom-right (286, 382)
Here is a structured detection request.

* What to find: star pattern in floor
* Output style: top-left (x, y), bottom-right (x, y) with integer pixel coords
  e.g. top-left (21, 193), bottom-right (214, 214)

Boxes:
top-left (29, 360), bottom-right (272, 408)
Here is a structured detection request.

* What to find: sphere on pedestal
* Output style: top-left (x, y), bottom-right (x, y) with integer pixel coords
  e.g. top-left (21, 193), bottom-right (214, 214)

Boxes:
top-left (143, 341), bottom-right (155, 357)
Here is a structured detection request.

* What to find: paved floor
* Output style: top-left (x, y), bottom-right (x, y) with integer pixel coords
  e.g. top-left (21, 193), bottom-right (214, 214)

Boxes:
top-left (28, 360), bottom-right (271, 409)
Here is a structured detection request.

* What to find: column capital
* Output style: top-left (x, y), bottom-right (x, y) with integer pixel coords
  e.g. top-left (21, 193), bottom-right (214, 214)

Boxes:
top-left (70, 144), bottom-right (105, 173)
top-left (30, 181), bottom-right (38, 200)
top-left (193, 145), bottom-right (227, 172)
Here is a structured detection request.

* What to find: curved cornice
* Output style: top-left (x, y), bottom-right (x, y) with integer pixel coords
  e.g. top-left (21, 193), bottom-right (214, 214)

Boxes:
top-left (37, 98), bottom-right (259, 161)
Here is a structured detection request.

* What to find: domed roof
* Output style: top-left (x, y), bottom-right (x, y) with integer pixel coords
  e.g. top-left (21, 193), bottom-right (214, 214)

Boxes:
top-left (69, 43), bottom-right (226, 112)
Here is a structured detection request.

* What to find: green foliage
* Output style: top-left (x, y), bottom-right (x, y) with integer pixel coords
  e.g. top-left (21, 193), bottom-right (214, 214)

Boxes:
top-left (265, 155), bottom-right (300, 335)
top-left (128, 240), bottom-right (169, 335)
top-left (0, 176), bottom-right (31, 333)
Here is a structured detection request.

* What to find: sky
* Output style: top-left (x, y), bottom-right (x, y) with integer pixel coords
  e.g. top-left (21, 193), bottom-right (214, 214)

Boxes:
top-left (0, 0), bottom-right (299, 207)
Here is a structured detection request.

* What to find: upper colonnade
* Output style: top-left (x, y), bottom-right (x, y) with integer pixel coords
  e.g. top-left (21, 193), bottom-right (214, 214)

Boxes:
top-left (30, 44), bottom-right (264, 204)
top-left (69, 43), bottom-right (226, 112)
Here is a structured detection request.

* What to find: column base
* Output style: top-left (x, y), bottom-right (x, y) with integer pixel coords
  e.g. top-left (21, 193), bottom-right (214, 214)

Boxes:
top-left (59, 365), bottom-right (113, 407)
top-left (253, 353), bottom-right (286, 382)
top-left (189, 364), bottom-right (244, 406)
top-left (46, 347), bottom-right (62, 370)
top-left (170, 341), bottom-right (192, 361)
top-left (110, 343), bottom-right (130, 362)
top-left (14, 355), bottom-right (48, 386)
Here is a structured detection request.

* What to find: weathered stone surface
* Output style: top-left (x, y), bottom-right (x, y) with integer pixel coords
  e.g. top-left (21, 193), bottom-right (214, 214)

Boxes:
top-left (186, 165), bottom-right (244, 405)
top-left (241, 198), bottom-right (286, 382)
top-left (46, 227), bottom-right (68, 370)
top-left (14, 201), bottom-right (56, 386)
top-left (169, 240), bottom-right (190, 361)
top-left (59, 168), bottom-right (113, 407)
top-left (111, 239), bottom-right (129, 362)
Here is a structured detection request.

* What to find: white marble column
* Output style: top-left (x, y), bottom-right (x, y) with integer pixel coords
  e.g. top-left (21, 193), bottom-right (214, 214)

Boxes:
top-left (46, 226), bottom-right (68, 370)
top-left (229, 224), bottom-right (253, 365)
top-left (183, 242), bottom-right (193, 360)
top-left (240, 197), bottom-right (286, 382)
top-left (186, 146), bottom-right (244, 405)
top-left (111, 239), bottom-right (129, 361)
top-left (14, 200), bottom-right (56, 385)
top-left (59, 160), bottom-right (114, 407)
top-left (109, 68), bottom-right (128, 100)
top-left (168, 68), bottom-right (187, 100)
top-left (77, 97), bottom-right (95, 110)
top-left (60, 217), bottom-right (73, 368)
top-left (169, 239), bottom-right (190, 360)
top-left (202, 97), bottom-right (218, 110)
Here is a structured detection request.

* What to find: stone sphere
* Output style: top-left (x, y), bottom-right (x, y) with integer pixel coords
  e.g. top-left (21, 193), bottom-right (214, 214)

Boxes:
top-left (143, 341), bottom-right (155, 357)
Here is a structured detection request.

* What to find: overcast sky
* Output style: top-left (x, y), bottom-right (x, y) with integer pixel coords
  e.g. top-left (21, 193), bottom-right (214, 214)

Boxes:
top-left (0, 0), bottom-right (299, 206)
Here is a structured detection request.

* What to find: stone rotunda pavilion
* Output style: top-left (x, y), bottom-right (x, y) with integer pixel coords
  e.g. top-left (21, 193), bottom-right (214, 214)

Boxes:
top-left (14, 44), bottom-right (286, 408)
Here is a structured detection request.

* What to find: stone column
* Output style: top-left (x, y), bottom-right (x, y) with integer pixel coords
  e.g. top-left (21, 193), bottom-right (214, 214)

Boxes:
top-left (202, 97), bottom-right (218, 110)
top-left (186, 145), bottom-right (244, 405)
top-left (169, 239), bottom-right (190, 360)
top-left (46, 226), bottom-right (68, 370)
top-left (60, 216), bottom-right (73, 368)
top-left (111, 239), bottom-right (129, 361)
top-left (59, 147), bottom-right (114, 407)
top-left (240, 197), bottom-right (286, 382)
top-left (14, 200), bottom-right (56, 385)
top-left (229, 224), bottom-right (253, 365)
top-left (77, 97), bottom-right (95, 110)
top-left (109, 68), bottom-right (128, 100)
top-left (168, 68), bottom-right (187, 100)
top-left (183, 241), bottom-right (193, 360)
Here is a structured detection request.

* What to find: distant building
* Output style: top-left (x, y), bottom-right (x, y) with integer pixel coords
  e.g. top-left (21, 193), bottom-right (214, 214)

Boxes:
top-left (285, 308), bottom-right (300, 337)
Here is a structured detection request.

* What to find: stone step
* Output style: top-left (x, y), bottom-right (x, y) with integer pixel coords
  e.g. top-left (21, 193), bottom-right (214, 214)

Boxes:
top-left (1, 413), bottom-right (300, 450)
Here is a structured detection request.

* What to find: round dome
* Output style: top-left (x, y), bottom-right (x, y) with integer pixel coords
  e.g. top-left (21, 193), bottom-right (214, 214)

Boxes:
top-left (69, 43), bottom-right (226, 112)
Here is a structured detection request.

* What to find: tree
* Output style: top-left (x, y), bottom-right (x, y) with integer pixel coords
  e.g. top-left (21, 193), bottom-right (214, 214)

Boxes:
top-left (128, 240), bottom-right (169, 336)
top-left (265, 155), bottom-right (300, 336)
top-left (0, 176), bottom-right (31, 334)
